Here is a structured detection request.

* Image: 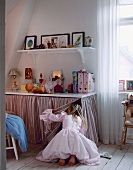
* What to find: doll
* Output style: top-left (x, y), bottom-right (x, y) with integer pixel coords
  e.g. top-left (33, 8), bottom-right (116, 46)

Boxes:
top-left (36, 104), bottom-right (100, 166)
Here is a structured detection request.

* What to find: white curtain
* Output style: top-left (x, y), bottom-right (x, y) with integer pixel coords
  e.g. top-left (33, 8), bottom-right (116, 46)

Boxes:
top-left (119, 0), bottom-right (133, 5)
top-left (97, 0), bottom-right (120, 144)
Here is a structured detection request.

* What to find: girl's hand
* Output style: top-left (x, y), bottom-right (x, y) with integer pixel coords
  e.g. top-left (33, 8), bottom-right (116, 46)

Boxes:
top-left (52, 109), bottom-right (55, 113)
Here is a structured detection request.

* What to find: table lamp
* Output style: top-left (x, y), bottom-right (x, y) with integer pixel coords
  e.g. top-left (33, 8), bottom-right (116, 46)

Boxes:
top-left (8, 69), bottom-right (20, 90)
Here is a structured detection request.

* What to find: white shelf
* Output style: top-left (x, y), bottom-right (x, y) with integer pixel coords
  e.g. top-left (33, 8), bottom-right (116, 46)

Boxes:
top-left (17, 47), bottom-right (95, 64)
top-left (6, 90), bottom-right (96, 98)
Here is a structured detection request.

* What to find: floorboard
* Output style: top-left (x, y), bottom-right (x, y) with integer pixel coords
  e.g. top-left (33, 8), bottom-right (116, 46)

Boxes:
top-left (6, 143), bottom-right (133, 170)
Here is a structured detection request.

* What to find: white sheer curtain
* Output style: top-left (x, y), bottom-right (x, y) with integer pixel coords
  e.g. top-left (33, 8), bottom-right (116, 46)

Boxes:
top-left (97, 0), bottom-right (120, 144)
top-left (119, 0), bottom-right (133, 5)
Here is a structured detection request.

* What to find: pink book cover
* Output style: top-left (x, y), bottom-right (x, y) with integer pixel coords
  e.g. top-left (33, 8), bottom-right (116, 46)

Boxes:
top-left (78, 72), bottom-right (83, 93)
top-left (83, 72), bottom-right (90, 93)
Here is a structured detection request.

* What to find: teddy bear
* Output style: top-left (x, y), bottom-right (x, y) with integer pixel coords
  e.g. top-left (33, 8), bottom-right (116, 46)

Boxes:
top-left (124, 94), bottom-right (133, 125)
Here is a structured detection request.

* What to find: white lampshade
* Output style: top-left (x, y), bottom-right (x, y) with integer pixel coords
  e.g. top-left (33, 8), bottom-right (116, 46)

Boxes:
top-left (8, 69), bottom-right (20, 79)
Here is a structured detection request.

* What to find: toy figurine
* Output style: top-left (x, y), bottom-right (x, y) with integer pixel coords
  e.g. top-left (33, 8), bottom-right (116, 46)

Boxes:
top-left (67, 83), bottom-right (73, 93)
top-left (54, 77), bottom-right (63, 93)
top-left (12, 80), bottom-right (19, 90)
top-left (39, 73), bottom-right (43, 84)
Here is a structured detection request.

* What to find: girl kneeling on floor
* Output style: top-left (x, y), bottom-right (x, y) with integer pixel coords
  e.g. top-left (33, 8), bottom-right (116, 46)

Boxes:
top-left (36, 104), bottom-right (100, 166)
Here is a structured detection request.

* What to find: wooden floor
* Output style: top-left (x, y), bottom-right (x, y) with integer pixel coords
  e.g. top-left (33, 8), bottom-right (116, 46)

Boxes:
top-left (6, 142), bottom-right (133, 170)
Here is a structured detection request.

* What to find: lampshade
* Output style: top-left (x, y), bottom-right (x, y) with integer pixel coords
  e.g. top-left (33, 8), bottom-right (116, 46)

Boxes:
top-left (8, 69), bottom-right (20, 79)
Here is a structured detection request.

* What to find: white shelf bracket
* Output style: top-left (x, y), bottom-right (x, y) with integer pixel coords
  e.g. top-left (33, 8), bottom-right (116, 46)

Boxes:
top-left (28, 51), bottom-right (36, 65)
top-left (77, 48), bottom-right (84, 63)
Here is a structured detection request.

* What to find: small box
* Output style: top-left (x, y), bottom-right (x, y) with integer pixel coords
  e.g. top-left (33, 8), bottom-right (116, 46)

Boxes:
top-left (83, 72), bottom-right (89, 93)
top-left (78, 72), bottom-right (83, 93)
top-left (83, 72), bottom-right (93, 93)
top-left (20, 84), bottom-right (27, 91)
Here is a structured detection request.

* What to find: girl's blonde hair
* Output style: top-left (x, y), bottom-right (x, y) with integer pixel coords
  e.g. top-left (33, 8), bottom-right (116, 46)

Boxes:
top-left (66, 104), bottom-right (87, 129)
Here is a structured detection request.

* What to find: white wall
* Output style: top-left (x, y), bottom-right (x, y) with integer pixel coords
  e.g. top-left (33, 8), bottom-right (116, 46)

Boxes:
top-left (6, 0), bottom-right (21, 17)
top-left (17, 0), bottom-right (97, 89)
top-left (5, 0), bottom-right (37, 88)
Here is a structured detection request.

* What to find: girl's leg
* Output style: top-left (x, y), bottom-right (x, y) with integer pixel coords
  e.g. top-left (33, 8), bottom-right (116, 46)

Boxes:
top-left (68, 155), bottom-right (76, 166)
top-left (58, 159), bottom-right (66, 166)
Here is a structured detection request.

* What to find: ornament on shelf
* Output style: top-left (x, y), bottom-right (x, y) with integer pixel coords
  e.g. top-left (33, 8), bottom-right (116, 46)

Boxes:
top-left (8, 68), bottom-right (20, 90)
top-left (25, 83), bottom-right (34, 93)
top-left (39, 73), bottom-right (43, 84)
top-left (12, 80), bottom-right (19, 90)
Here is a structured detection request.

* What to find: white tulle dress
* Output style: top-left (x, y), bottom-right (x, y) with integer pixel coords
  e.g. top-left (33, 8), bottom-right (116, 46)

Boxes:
top-left (36, 109), bottom-right (100, 165)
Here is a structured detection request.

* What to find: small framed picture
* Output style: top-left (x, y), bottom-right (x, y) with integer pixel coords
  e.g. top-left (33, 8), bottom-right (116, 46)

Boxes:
top-left (41, 33), bottom-right (70, 48)
top-left (119, 80), bottom-right (125, 91)
top-left (25, 68), bottom-right (33, 79)
top-left (24, 35), bottom-right (37, 50)
top-left (126, 80), bottom-right (133, 91)
top-left (72, 32), bottom-right (85, 47)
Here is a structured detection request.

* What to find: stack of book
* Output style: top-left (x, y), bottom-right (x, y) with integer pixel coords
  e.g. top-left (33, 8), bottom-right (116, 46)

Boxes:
top-left (76, 71), bottom-right (95, 93)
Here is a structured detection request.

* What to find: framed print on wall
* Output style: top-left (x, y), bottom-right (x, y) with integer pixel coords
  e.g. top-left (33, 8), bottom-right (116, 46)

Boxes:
top-left (126, 80), bottom-right (133, 91)
top-left (25, 68), bottom-right (33, 79)
top-left (41, 33), bottom-right (70, 48)
top-left (24, 35), bottom-right (37, 50)
top-left (119, 80), bottom-right (125, 91)
top-left (72, 31), bottom-right (85, 47)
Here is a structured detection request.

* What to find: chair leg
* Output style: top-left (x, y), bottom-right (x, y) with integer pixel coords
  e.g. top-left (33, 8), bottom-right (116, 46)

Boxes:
top-left (7, 133), bottom-right (11, 147)
top-left (120, 126), bottom-right (127, 150)
top-left (120, 128), bottom-right (124, 150)
top-left (124, 127), bottom-right (127, 144)
top-left (11, 136), bottom-right (18, 160)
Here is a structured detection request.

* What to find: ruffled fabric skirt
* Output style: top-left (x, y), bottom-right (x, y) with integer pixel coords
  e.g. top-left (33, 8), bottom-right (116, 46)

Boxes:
top-left (36, 128), bottom-right (100, 165)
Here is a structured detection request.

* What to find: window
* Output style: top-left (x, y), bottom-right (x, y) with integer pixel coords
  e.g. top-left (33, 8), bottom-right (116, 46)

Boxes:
top-left (119, 2), bottom-right (133, 80)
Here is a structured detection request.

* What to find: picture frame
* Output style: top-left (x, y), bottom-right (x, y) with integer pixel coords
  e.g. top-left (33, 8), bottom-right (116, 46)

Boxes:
top-left (72, 31), bottom-right (85, 47)
top-left (52, 70), bottom-right (62, 79)
top-left (119, 80), bottom-right (125, 91)
top-left (126, 80), bottom-right (133, 91)
top-left (25, 68), bottom-right (33, 79)
top-left (24, 35), bottom-right (37, 50)
top-left (41, 33), bottom-right (70, 48)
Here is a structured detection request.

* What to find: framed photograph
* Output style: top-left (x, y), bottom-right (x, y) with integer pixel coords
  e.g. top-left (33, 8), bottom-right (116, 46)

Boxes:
top-left (126, 80), bottom-right (133, 91)
top-left (25, 68), bottom-right (33, 79)
top-left (119, 80), bottom-right (125, 91)
top-left (24, 35), bottom-right (37, 50)
top-left (72, 32), bottom-right (85, 47)
top-left (41, 33), bottom-right (70, 48)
